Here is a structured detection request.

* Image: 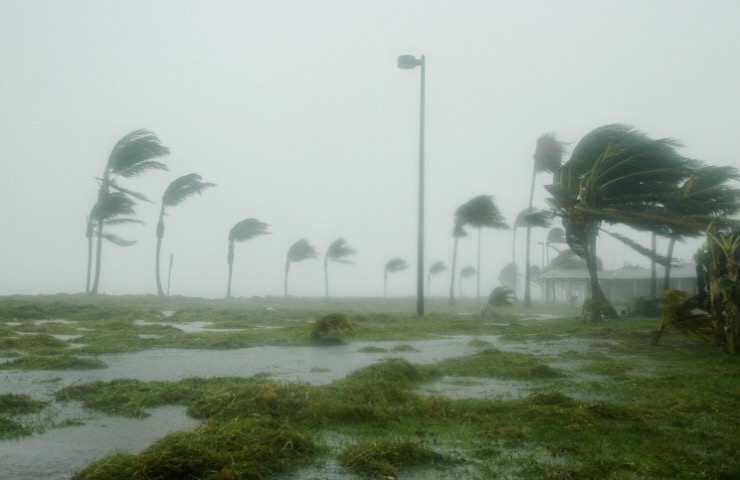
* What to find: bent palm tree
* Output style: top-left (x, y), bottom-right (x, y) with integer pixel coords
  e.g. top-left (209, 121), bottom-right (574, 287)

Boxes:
top-left (324, 238), bottom-right (357, 297)
top-left (546, 124), bottom-right (700, 320)
top-left (285, 239), bottom-right (319, 296)
top-left (85, 192), bottom-right (143, 293)
top-left (226, 218), bottom-right (270, 298)
top-left (384, 257), bottom-right (409, 297)
top-left (448, 224), bottom-right (467, 307)
top-left (459, 266), bottom-right (477, 297)
top-left (525, 134), bottom-right (567, 307)
top-left (512, 208), bottom-right (550, 300)
top-left (89, 129), bottom-right (170, 295)
top-left (427, 261), bottom-right (447, 296)
top-left (155, 173), bottom-right (215, 297)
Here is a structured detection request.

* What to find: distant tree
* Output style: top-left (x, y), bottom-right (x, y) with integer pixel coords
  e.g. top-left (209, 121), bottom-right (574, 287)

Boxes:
top-left (450, 195), bottom-right (508, 305)
top-left (427, 261), bottom-right (447, 296)
top-left (226, 218), bottom-right (270, 298)
top-left (525, 134), bottom-right (566, 307)
top-left (323, 238), bottom-right (357, 297)
top-left (498, 263), bottom-right (519, 291)
top-left (512, 208), bottom-right (550, 299)
top-left (448, 224), bottom-right (467, 307)
top-left (384, 257), bottom-right (409, 297)
top-left (89, 129), bottom-right (170, 295)
top-left (155, 173), bottom-right (215, 297)
top-left (85, 192), bottom-right (143, 293)
top-left (285, 239), bottom-right (319, 297)
top-left (459, 266), bottom-right (477, 297)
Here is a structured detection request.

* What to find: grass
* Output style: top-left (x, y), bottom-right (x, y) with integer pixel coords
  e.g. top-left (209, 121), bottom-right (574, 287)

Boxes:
top-left (1, 295), bottom-right (739, 479)
top-left (0, 393), bottom-right (48, 439)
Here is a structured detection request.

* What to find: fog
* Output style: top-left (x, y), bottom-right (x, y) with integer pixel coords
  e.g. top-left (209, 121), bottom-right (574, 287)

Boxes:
top-left (2, 0), bottom-right (739, 299)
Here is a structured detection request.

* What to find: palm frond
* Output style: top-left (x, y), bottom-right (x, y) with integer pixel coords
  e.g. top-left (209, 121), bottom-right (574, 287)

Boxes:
top-left (455, 195), bottom-right (509, 230)
top-left (107, 129), bottom-right (170, 178)
top-left (385, 257), bottom-right (409, 273)
top-left (229, 218), bottom-right (270, 243)
top-left (429, 261), bottom-right (447, 275)
top-left (326, 238), bottom-right (357, 263)
top-left (163, 173), bottom-right (216, 207)
top-left (515, 208), bottom-right (552, 229)
top-left (102, 233), bottom-right (137, 247)
top-left (104, 218), bottom-right (145, 226)
top-left (601, 229), bottom-right (673, 267)
top-left (549, 249), bottom-right (590, 269)
top-left (92, 192), bottom-right (138, 220)
top-left (534, 133), bottom-right (567, 174)
top-left (109, 181), bottom-right (152, 203)
top-left (287, 239), bottom-right (319, 263)
top-left (488, 286), bottom-right (515, 306)
top-left (546, 227), bottom-right (567, 245)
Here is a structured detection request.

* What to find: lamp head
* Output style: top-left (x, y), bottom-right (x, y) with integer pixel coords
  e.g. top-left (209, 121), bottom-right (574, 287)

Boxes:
top-left (397, 55), bottom-right (421, 69)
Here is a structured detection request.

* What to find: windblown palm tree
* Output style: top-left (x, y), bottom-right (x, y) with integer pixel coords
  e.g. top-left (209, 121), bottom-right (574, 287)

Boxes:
top-left (524, 134), bottom-right (567, 307)
top-left (89, 129), bottom-right (170, 295)
top-left (323, 238), bottom-right (356, 297)
top-left (155, 173), bottom-right (215, 297)
top-left (427, 261), bottom-right (447, 296)
top-left (285, 239), bottom-right (319, 297)
top-left (226, 218), bottom-right (270, 298)
top-left (85, 192), bottom-right (143, 293)
top-left (459, 266), bottom-right (477, 297)
top-left (512, 208), bottom-right (550, 300)
top-left (546, 124), bottom-right (701, 320)
top-left (450, 195), bottom-right (508, 304)
top-left (448, 224), bottom-right (467, 307)
top-left (384, 257), bottom-right (409, 297)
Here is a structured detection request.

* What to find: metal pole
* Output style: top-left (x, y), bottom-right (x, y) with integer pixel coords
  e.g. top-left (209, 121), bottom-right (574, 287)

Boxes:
top-left (417, 56), bottom-right (425, 317)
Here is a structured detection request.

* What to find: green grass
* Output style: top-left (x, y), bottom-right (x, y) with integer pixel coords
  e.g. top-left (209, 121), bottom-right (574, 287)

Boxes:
top-left (1, 295), bottom-right (739, 479)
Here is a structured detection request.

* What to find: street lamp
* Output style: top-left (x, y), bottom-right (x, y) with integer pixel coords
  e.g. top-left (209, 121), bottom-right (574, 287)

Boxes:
top-left (397, 54), bottom-right (426, 317)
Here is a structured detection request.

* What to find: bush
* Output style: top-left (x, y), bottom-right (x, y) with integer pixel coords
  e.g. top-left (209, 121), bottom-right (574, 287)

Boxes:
top-left (310, 313), bottom-right (354, 344)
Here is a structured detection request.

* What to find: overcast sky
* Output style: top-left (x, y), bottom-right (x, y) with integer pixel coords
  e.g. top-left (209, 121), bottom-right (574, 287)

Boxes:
top-left (2, 0), bottom-right (739, 299)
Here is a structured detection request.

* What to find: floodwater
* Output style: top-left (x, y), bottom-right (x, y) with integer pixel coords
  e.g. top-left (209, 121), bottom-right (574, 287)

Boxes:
top-left (1, 325), bottom-right (609, 480)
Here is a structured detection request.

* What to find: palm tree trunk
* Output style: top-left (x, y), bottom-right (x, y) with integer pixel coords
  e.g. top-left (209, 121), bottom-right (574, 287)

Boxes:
top-left (155, 205), bottom-right (166, 297)
top-left (226, 242), bottom-right (235, 298)
top-left (511, 228), bottom-right (518, 299)
top-left (449, 236), bottom-right (459, 307)
top-left (476, 228), bottom-right (481, 300)
top-left (584, 228), bottom-right (618, 321)
top-left (324, 257), bottom-right (329, 298)
top-left (284, 260), bottom-right (290, 297)
top-left (90, 181), bottom-right (109, 296)
top-left (85, 219), bottom-right (94, 294)
top-left (650, 232), bottom-right (657, 298)
top-left (663, 235), bottom-right (677, 292)
top-left (384, 270), bottom-right (388, 298)
top-left (524, 224), bottom-right (533, 307)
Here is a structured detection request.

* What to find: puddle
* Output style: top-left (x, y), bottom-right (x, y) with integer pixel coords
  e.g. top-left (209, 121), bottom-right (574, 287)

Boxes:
top-left (52, 335), bottom-right (83, 342)
top-left (419, 376), bottom-right (531, 400)
top-left (0, 405), bottom-right (198, 480)
top-left (134, 319), bottom-right (246, 333)
top-left (33, 319), bottom-right (78, 325)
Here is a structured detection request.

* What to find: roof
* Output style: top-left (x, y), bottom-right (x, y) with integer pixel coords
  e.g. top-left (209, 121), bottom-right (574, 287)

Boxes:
top-left (540, 264), bottom-right (697, 281)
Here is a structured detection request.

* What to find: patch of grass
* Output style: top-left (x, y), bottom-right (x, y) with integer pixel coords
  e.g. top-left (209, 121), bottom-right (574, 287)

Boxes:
top-left (357, 346), bottom-right (387, 353)
top-left (0, 355), bottom-right (106, 370)
top-left (435, 348), bottom-right (563, 379)
top-left (0, 416), bottom-right (30, 439)
top-left (341, 439), bottom-right (453, 478)
top-left (390, 344), bottom-right (418, 352)
top-left (0, 393), bottom-right (48, 415)
top-left (311, 313), bottom-right (355, 344)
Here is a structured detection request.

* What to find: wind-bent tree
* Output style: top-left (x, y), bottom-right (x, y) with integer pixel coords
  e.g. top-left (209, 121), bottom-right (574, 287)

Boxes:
top-left (323, 238), bottom-right (356, 297)
top-left (285, 239), bottom-right (319, 297)
top-left (546, 124), bottom-right (700, 320)
top-left (427, 261), bottom-right (447, 296)
top-left (448, 224), bottom-right (467, 307)
top-left (498, 263), bottom-right (519, 292)
top-left (384, 257), bottom-right (409, 297)
top-left (226, 218), bottom-right (270, 298)
top-left (524, 134), bottom-right (567, 307)
top-left (89, 129), bottom-right (170, 295)
top-left (450, 195), bottom-right (508, 303)
top-left (85, 192), bottom-right (143, 293)
top-left (155, 173), bottom-right (215, 297)
top-left (545, 227), bottom-right (567, 266)
top-left (459, 266), bottom-right (477, 297)
top-left (512, 208), bottom-right (550, 300)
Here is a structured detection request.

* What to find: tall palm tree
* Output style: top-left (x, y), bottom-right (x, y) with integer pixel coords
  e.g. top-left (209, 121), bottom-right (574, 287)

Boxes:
top-left (451, 195), bottom-right (508, 302)
top-left (512, 208), bottom-right (550, 300)
top-left (85, 192), bottom-right (143, 293)
top-left (89, 129), bottom-right (170, 295)
top-left (384, 257), bottom-right (409, 297)
top-left (448, 224), bottom-right (467, 307)
top-left (427, 261), bottom-right (447, 296)
top-left (323, 238), bottom-right (356, 297)
top-left (285, 239), bottom-right (319, 297)
top-left (525, 134), bottom-right (567, 307)
top-left (459, 266), bottom-right (477, 297)
top-left (155, 173), bottom-right (215, 297)
top-left (226, 218), bottom-right (270, 298)
top-left (546, 124), bottom-right (701, 320)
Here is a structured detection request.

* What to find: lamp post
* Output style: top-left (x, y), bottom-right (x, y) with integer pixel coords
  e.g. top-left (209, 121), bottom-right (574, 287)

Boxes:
top-left (397, 54), bottom-right (425, 317)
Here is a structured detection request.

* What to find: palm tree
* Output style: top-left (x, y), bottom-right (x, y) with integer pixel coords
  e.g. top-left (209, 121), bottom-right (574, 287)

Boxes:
top-left (512, 208), bottom-right (550, 300)
top-left (448, 224), bottom-right (467, 307)
top-left (451, 195), bottom-right (508, 303)
top-left (459, 266), bottom-right (477, 297)
top-left (427, 261), bottom-right (447, 296)
top-left (546, 124), bottom-right (701, 320)
top-left (323, 238), bottom-right (356, 297)
top-left (525, 134), bottom-right (567, 307)
top-left (89, 129), bottom-right (170, 295)
top-left (226, 218), bottom-right (270, 298)
top-left (155, 173), bottom-right (215, 297)
top-left (285, 239), bottom-right (318, 297)
top-left (498, 263), bottom-right (519, 292)
top-left (85, 192), bottom-right (143, 293)
top-left (384, 257), bottom-right (409, 297)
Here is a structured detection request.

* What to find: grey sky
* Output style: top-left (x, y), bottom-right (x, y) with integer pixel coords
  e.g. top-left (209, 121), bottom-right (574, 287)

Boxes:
top-left (2, 0), bottom-right (739, 298)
